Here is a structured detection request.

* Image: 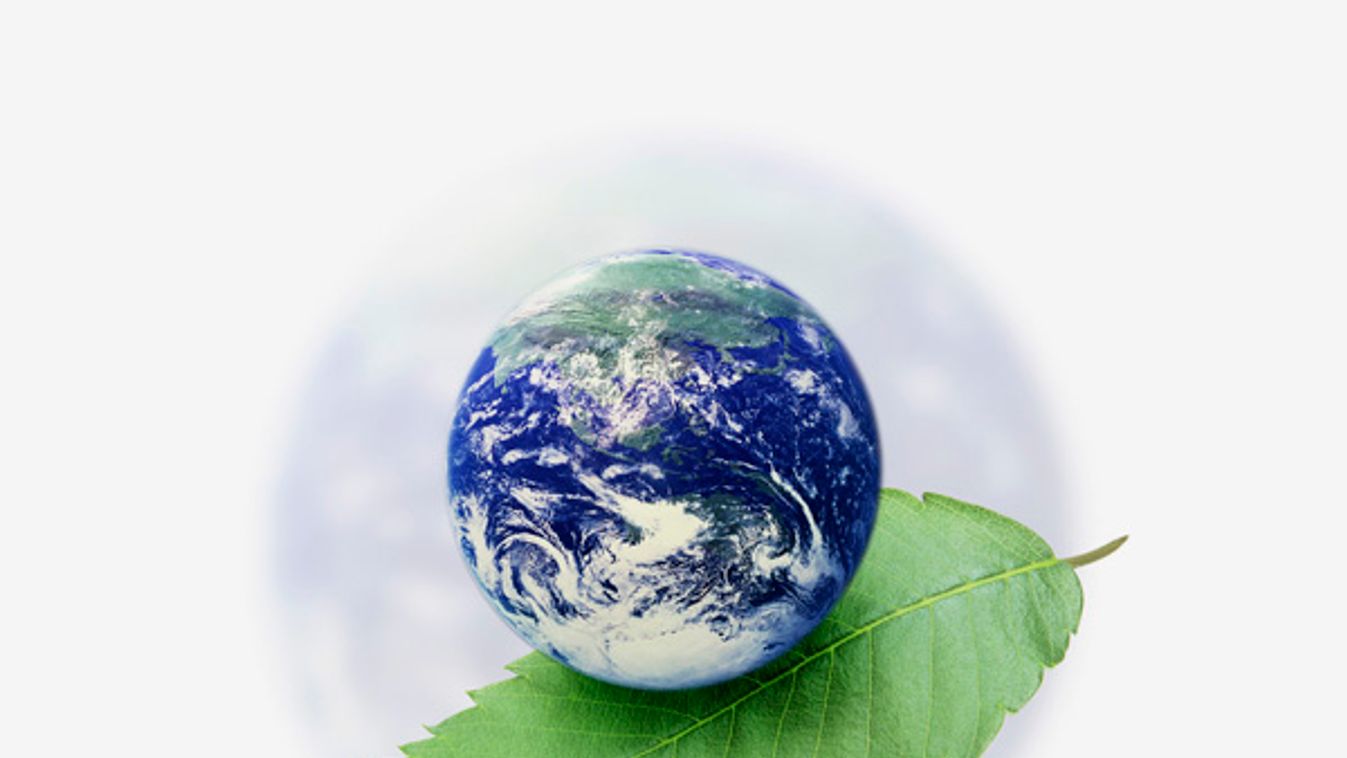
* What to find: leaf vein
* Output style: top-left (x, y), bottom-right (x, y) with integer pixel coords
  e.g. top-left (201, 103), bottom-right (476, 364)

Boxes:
top-left (922, 606), bottom-right (935, 758)
top-left (626, 555), bottom-right (1062, 757)
top-left (769, 670), bottom-right (798, 758)
top-left (812, 649), bottom-right (836, 758)
top-left (866, 631), bottom-right (874, 757)
top-left (722, 706), bottom-right (736, 758)
top-left (481, 691), bottom-right (696, 722)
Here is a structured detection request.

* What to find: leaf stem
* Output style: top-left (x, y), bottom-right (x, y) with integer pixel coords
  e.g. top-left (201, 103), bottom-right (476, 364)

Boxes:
top-left (1064, 535), bottom-right (1128, 568)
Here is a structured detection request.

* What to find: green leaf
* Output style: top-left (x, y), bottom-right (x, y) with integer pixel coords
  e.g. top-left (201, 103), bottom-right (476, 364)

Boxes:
top-left (403, 489), bottom-right (1120, 758)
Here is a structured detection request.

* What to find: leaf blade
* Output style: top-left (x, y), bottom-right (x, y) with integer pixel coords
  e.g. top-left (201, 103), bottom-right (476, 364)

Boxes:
top-left (403, 489), bottom-right (1099, 758)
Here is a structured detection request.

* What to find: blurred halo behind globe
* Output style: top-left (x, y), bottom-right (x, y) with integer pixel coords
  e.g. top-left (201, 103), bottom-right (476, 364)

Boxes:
top-left (272, 138), bottom-right (1068, 757)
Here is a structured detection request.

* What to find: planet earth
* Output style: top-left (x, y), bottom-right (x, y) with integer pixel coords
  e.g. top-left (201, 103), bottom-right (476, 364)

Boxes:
top-left (447, 249), bottom-right (881, 689)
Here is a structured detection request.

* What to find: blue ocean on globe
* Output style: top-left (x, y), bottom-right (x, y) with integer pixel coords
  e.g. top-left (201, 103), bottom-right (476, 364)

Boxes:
top-left (447, 250), bottom-right (880, 690)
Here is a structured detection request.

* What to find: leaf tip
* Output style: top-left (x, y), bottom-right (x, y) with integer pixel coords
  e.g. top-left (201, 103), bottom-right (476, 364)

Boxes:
top-left (1064, 534), bottom-right (1128, 568)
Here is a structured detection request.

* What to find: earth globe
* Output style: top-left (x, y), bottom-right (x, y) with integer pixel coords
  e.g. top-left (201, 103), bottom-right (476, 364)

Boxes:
top-left (446, 249), bottom-right (881, 689)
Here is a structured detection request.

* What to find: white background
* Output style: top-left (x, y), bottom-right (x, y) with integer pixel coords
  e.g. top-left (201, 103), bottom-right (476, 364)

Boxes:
top-left (3, 2), bottom-right (1345, 756)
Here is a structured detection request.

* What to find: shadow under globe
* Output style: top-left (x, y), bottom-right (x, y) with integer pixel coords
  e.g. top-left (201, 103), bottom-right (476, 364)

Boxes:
top-left (272, 141), bottom-right (1068, 757)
